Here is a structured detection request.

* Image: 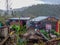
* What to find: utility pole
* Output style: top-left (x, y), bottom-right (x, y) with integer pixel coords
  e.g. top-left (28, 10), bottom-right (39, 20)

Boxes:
top-left (6, 0), bottom-right (9, 15)
top-left (10, 8), bottom-right (14, 17)
top-left (6, 0), bottom-right (12, 16)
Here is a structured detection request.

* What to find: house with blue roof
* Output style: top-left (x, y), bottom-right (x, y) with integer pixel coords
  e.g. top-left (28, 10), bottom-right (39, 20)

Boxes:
top-left (29, 16), bottom-right (59, 33)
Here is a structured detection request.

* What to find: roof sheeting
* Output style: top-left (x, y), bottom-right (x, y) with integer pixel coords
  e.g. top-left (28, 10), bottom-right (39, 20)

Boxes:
top-left (30, 16), bottom-right (48, 21)
top-left (9, 17), bottom-right (30, 20)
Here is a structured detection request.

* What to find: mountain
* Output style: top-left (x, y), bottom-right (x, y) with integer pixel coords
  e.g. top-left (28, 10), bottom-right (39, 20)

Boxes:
top-left (0, 10), bottom-right (5, 16)
top-left (0, 7), bottom-right (28, 16)
top-left (13, 4), bottom-right (60, 17)
top-left (0, 4), bottom-right (60, 17)
top-left (13, 7), bottom-right (28, 11)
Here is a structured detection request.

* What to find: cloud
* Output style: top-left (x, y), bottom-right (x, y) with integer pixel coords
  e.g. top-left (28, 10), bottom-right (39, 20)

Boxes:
top-left (11, 0), bottom-right (45, 9)
top-left (37, 0), bottom-right (60, 4)
top-left (0, 0), bottom-right (44, 10)
top-left (0, 0), bottom-right (60, 10)
top-left (0, 0), bottom-right (6, 10)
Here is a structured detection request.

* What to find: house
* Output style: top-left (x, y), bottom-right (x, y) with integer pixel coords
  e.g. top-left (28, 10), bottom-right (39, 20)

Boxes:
top-left (29, 16), bottom-right (59, 33)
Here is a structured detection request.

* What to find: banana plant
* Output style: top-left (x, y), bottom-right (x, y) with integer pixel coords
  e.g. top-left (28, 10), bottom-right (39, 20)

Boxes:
top-left (15, 25), bottom-right (27, 45)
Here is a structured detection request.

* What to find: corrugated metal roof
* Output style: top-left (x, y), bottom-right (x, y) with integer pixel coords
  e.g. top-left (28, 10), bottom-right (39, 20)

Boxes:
top-left (9, 17), bottom-right (30, 20)
top-left (30, 16), bottom-right (48, 21)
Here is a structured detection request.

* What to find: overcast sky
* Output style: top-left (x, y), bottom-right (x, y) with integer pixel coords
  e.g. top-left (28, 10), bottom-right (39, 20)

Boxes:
top-left (40, 0), bottom-right (60, 4)
top-left (0, 0), bottom-right (60, 10)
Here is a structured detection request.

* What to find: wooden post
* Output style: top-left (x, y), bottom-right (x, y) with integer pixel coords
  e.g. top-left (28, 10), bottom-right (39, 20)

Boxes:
top-left (3, 27), bottom-right (8, 37)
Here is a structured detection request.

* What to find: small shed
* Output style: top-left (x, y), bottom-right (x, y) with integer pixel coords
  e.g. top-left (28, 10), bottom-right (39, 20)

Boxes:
top-left (6, 17), bottom-right (30, 27)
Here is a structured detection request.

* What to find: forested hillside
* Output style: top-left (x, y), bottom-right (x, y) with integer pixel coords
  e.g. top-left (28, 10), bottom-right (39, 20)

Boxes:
top-left (19, 4), bottom-right (60, 17)
top-left (0, 4), bottom-right (60, 17)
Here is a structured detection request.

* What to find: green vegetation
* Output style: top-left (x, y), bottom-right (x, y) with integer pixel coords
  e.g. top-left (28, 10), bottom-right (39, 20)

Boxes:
top-left (10, 24), bottom-right (27, 45)
top-left (0, 16), bottom-right (5, 22)
top-left (12, 4), bottom-right (60, 17)
top-left (0, 4), bottom-right (60, 17)
top-left (40, 29), bottom-right (60, 40)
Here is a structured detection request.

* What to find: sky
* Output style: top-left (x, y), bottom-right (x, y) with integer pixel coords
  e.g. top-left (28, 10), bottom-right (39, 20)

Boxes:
top-left (0, 0), bottom-right (44, 10)
top-left (40, 0), bottom-right (60, 4)
top-left (0, 0), bottom-right (60, 10)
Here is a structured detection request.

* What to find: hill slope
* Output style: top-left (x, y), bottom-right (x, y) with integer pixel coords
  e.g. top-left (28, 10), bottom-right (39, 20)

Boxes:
top-left (0, 4), bottom-right (60, 17)
top-left (13, 4), bottom-right (60, 17)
